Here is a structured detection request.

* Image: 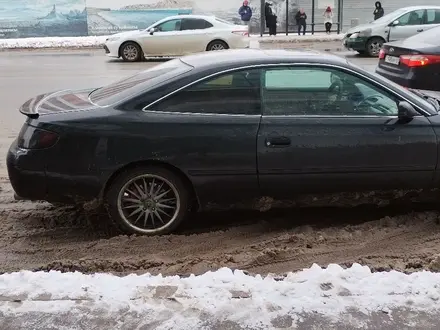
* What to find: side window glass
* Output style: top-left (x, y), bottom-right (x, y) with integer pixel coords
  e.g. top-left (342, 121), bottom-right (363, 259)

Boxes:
top-left (149, 69), bottom-right (261, 115)
top-left (396, 10), bottom-right (424, 26)
top-left (156, 19), bottom-right (181, 32)
top-left (262, 67), bottom-right (399, 116)
top-left (426, 9), bottom-right (440, 24)
top-left (181, 19), bottom-right (213, 30)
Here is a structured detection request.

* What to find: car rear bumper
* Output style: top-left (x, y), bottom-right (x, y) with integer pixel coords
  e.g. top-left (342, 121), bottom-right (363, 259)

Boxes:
top-left (7, 139), bottom-right (104, 204)
top-left (7, 139), bottom-right (47, 201)
top-left (229, 37), bottom-right (251, 49)
top-left (375, 65), bottom-right (440, 91)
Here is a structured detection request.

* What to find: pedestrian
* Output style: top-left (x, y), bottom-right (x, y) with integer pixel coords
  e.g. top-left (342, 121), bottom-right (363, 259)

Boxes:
top-left (295, 8), bottom-right (307, 35)
top-left (265, 2), bottom-right (277, 36)
top-left (323, 6), bottom-right (333, 34)
top-left (238, 0), bottom-right (252, 27)
top-left (373, 1), bottom-right (384, 20)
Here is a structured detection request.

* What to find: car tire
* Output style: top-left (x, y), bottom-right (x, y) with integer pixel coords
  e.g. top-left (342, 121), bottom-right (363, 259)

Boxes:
top-left (105, 166), bottom-right (190, 236)
top-left (366, 37), bottom-right (384, 57)
top-left (120, 42), bottom-right (142, 62)
top-left (207, 40), bottom-right (228, 51)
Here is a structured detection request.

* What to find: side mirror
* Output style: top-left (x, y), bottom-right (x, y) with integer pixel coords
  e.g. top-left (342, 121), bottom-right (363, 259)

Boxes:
top-left (149, 27), bottom-right (156, 35)
top-left (397, 101), bottom-right (418, 121)
top-left (390, 20), bottom-right (399, 26)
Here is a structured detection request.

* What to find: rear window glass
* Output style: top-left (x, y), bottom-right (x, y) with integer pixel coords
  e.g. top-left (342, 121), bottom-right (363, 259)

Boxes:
top-left (89, 59), bottom-right (193, 106)
top-left (406, 26), bottom-right (440, 45)
top-left (215, 17), bottom-right (234, 25)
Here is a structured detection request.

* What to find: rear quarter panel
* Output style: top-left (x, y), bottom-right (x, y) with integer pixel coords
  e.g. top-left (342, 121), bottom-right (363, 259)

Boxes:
top-left (38, 108), bottom-right (261, 207)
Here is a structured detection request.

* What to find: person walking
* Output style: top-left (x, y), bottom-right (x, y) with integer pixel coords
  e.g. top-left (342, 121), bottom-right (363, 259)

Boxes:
top-left (295, 8), bottom-right (307, 35)
top-left (238, 0), bottom-right (252, 27)
top-left (323, 6), bottom-right (333, 34)
top-left (265, 2), bottom-right (277, 36)
top-left (373, 1), bottom-right (384, 20)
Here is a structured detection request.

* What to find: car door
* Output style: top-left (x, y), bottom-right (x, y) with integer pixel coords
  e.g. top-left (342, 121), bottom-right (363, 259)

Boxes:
top-left (142, 68), bottom-right (263, 206)
top-left (389, 9), bottom-right (425, 41)
top-left (257, 64), bottom-right (437, 199)
top-left (180, 18), bottom-right (215, 53)
top-left (424, 9), bottom-right (440, 31)
top-left (140, 19), bottom-right (184, 56)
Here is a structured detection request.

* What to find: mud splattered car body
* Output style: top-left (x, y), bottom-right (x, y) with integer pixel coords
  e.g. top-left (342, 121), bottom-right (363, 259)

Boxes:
top-left (7, 49), bottom-right (440, 235)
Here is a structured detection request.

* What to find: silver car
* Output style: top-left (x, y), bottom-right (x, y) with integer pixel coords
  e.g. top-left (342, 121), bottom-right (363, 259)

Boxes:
top-left (343, 6), bottom-right (440, 57)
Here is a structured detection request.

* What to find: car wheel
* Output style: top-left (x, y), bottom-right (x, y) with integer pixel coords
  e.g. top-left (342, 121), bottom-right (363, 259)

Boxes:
top-left (120, 42), bottom-right (142, 62)
top-left (207, 40), bottom-right (228, 51)
top-left (366, 37), bottom-right (384, 57)
top-left (105, 166), bottom-right (190, 236)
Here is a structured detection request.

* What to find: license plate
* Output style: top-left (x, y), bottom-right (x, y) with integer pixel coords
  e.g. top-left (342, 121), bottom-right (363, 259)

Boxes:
top-left (385, 55), bottom-right (400, 65)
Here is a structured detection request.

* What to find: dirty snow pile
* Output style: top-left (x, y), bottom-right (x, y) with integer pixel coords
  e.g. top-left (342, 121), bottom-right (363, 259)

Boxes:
top-left (258, 33), bottom-right (343, 43)
top-left (0, 36), bottom-right (108, 49)
top-left (0, 34), bottom-right (342, 50)
top-left (1, 263), bottom-right (440, 328)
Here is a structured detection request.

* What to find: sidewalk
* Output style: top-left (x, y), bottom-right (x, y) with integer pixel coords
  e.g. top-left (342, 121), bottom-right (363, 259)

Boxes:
top-left (256, 33), bottom-right (344, 52)
top-left (0, 33), bottom-right (345, 51)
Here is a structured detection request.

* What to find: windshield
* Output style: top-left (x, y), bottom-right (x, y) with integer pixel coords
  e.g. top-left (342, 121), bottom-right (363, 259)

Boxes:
top-left (370, 8), bottom-right (408, 24)
top-left (89, 59), bottom-right (193, 106)
top-left (350, 62), bottom-right (437, 113)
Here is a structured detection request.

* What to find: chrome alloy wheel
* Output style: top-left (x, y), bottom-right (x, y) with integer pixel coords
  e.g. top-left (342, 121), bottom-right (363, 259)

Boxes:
top-left (117, 174), bottom-right (180, 234)
top-left (369, 40), bottom-right (383, 56)
top-left (211, 43), bottom-right (225, 50)
top-left (122, 44), bottom-right (139, 61)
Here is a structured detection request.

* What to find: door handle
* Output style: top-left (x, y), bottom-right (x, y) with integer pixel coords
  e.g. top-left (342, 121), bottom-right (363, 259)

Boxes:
top-left (417, 29), bottom-right (424, 32)
top-left (266, 136), bottom-right (291, 147)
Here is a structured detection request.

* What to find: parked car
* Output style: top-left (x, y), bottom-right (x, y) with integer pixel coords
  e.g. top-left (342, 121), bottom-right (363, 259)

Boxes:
top-left (7, 49), bottom-right (440, 236)
top-left (375, 26), bottom-right (440, 91)
top-left (343, 6), bottom-right (440, 57)
top-left (104, 14), bottom-right (250, 62)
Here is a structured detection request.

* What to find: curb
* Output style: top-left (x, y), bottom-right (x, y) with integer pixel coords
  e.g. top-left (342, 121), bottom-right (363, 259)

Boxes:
top-left (0, 40), bottom-right (346, 52)
top-left (258, 39), bottom-right (343, 44)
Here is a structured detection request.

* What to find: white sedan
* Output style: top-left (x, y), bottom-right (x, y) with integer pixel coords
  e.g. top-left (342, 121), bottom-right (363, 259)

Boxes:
top-left (104, 14), bottom-right (250, 62)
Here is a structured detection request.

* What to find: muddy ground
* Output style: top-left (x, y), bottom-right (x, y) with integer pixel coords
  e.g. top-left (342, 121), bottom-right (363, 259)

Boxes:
top-left (2, 50), bottom-right (440, 277)
top-left (2, 176), bottom-right (440, 276)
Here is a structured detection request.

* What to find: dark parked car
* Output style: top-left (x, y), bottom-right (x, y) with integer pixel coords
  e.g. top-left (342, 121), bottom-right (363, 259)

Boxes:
top-left (7, 49), bottom-right (440, 236)
top-left (376, 26), bottom-right (440, 91)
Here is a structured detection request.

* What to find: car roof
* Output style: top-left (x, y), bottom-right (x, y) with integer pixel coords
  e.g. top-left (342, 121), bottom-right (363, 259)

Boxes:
top-left (400, 5), bottom-right (440, 10)
top-left (158, 14), bottom-right (216, 21)
top-left (179, 49), bottom-right (347, 69)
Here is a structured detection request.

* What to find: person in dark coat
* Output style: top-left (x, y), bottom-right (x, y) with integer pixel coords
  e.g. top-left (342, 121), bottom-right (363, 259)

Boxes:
top-left (374, 1), bottom-right (384, 20)
top-left (265, 2), bottom-right (277, 36)
top-left (238, 0), bottom-right (252, 27)
top-left (295, 8), bottom-right (307, 35)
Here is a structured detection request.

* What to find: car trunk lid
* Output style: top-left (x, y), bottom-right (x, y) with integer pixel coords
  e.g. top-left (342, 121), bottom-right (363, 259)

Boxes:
top-left (379, 42), bottom-right (440, 74)
top-left (19, 89), bottom-right (96, 118)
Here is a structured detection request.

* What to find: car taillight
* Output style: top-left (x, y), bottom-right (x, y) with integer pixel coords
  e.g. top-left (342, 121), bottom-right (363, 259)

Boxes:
top-left (232, 30), bottom-right (249, 36)
top-left (400, 54), bottom-right (440, 67)
top-left (378, 48), bottom-right (385, 59)
top-left (17, 124), bottom-right (59, 149)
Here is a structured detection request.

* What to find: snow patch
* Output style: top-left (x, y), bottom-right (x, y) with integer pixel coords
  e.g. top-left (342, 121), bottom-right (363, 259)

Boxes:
top-left (0, 36), bottom-right (108, 49)
top-left (1, 263), bottom-right (440, 328)
top-left (0, 33), bottom-right (341, 49)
